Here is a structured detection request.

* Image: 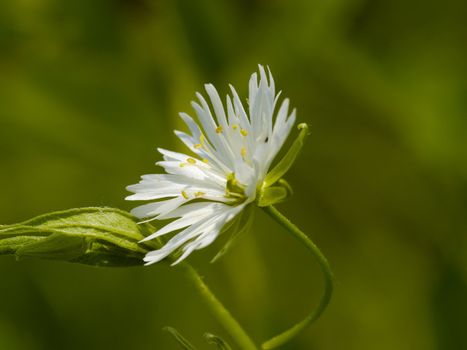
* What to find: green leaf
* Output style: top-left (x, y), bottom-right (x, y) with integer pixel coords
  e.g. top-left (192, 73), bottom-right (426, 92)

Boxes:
top-left (163, 327), bottom-right (198, 350)
top-left (18, 234), bottom-right (87, 261)
top-left (204, 333), bottom-right (232, 350)
top-left (264, 123), bottom-right (310, 187)
top-left (0, 207), bottom-right (159, 267)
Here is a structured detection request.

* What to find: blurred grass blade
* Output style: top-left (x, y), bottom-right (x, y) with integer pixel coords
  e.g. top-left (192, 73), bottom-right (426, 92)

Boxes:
top-left (163, 327), bottom-right (198, 350)
top-left (204, 333), bottom-right (232, 350)
top-left (0, 207), bottom-right (159, 267)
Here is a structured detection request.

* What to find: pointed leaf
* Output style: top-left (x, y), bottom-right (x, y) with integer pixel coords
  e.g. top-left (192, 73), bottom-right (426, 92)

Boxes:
top-left (0, 207), bottom-right (160, 267)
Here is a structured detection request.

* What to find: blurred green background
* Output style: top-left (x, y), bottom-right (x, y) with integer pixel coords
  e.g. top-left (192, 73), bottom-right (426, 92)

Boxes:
top-left (1, 0), bottom-right (466, 349)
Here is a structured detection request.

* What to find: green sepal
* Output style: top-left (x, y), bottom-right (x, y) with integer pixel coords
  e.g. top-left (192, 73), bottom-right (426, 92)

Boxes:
top-left (163, 327), bottom-right (198, 350)
top-left (204, 333), bottom-right (232, 350)
top-left (257, 179), bottom-right (293, 207)
top-left (264, 123), bottom-right (310, 187)
top-left (0, 207), bottom-right (159, 267)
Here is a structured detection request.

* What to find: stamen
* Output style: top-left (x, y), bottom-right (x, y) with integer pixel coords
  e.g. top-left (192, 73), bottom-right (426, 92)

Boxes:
top-left (202, 158), bottom-right (209, 164)
top-left (194, 143), bottom-right (202, 149)
top-left (241, 147), bottom-right (247, 158)
top-left (240, 129), bottom-right (248, 137)
top-left (232, 124), bottom-right (239, 130)
top-left (226, 172), bottom-right (247, 202)
top-left (179, 163), bottom-right (187, 167)
top-left (226, 190), bottom-right (244, 199)
top-left (181, 191), bottom-right (189, 199)
top-left (216, 126), bottom-right (223, 134)
top-left (187, 158), bottom-right (196, 164)
top-left (194, 191), bottom-right (205, 197)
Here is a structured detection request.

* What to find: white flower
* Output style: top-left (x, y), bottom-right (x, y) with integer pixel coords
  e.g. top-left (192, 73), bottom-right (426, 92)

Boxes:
top-left (126, 65), bottom-right (296, 265)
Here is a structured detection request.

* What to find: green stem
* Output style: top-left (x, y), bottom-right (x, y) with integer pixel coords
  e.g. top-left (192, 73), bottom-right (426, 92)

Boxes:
top-left (181, 263), bottom-right (258, 350)
top-left (261, 205), bottom-right (334, 349)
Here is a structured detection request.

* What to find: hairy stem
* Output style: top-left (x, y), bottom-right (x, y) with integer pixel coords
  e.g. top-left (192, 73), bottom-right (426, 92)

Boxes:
top-left (261, 205), bottom-right (334, 349)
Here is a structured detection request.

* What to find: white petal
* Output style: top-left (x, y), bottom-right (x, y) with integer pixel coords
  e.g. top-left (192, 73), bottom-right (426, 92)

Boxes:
top-left (169, 204), bottom-right (244, 265)
top-left (143, 209), bottom-right (226, 265)
top-left (192, 97), bottom-right (219, 145)
top-left (174, 130), bottom-right (231, 176)
top-left (158, 148), bottom-right (192, 162)
top-left (248, 72), bottom-right (258, 116)
top-left (273, 98), bottom-right (290, 134)
top-left (157, 159), bottom-right (226, 187)
top-left (141, 214), bottom-right (201, 241)
top-left (205, 84), bottom-right (228, 129)
top-left (179, 112), bottom-right (202, 139)
top-left (229, 84), bottom-right (251, 132)
top-left (126, 190), bottom-right (179, 201)
top-left (157, 160), bottom-right (209, 180)
top-left (158, 202), bottom-right (227, 220)
top-left (131, 197), bottom-right (186, 220)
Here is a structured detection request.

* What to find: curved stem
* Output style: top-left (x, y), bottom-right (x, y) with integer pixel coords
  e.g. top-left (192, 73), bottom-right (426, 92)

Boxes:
top-left (181, 263), bottom-right (258, 350)
top-left (261, 205), bottom-right (334, 349)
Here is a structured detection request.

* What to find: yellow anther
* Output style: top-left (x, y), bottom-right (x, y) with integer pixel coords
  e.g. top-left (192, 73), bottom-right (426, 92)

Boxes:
top-left (241, 147), bottom-right (247, 158)
top-left (194, 143), bottom-right (202, 149)
top-left (232, 124), bottom-right (239, 130)
top-left (200, 134), bottom-right (206, 144)
top-left (194, 191), bottom-right (205, 197)
top-left (202, 158), bottom-right (209, 163)
top-left (179, 163), bottom-right (187, 167)
top-left (240, 129), bottom-right (248, 137)
top-left (187, 158), bottom-right (196, 164)
top-left (216, 126), bottom-right (223, 133)
top-left (181, 191), bottom-right (189, 199)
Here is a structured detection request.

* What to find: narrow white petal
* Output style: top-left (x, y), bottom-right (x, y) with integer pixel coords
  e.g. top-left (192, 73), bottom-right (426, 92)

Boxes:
top-left (158, 148), bottom-right (192, 162)
top-left (205, 84), bottom-right (228, 129)
top-left (156, 160), bottom-right (209, 180)
top-left (170, 204), bottom-right (244, 265)
top-left (273, 98), bottom-right (290, 134)
top-left (126, 191), bottom-right (179, 201)
top-left (266, 65), bottom-right (275, 97)
top-left (143, 210), bottom-right (226, 265)
top-left (229, 84), bottom-right (251, 132)
top-left (174, 130), bottom-right (231, 176)
top-left (192, 97), bottom-right (218, 142)
top-left (141, 213), bottom-right (203, 241)
top-left (131, 197), bottom-right (186, 219)
top-left (179, 112), bottom-right (202, 139)
top-left (248, 72), bottom-right (258, 116)
top-left (158, 202), bottom-right (227, 220)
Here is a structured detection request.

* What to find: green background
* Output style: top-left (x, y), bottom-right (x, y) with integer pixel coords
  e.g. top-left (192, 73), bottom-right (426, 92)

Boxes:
top-left (1, 0), bottom-right (466, 349)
